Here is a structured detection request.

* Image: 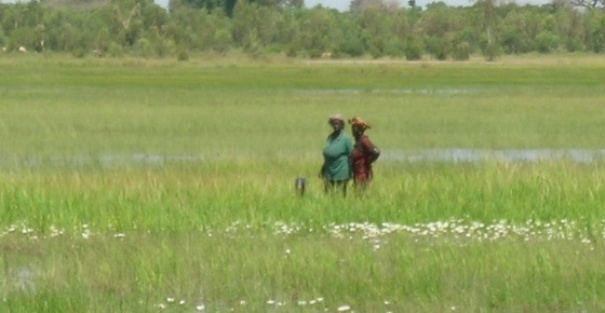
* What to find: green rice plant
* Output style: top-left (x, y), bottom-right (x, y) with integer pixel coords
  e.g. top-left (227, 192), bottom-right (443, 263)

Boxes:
top-left (1, 55), bottom-right (605, 312)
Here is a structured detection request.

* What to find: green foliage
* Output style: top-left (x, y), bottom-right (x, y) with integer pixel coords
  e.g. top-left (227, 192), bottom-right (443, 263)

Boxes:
top-left (176, 48), bottom-right (188, 60)
top-left (535, 31), bottom-right (559, 53)
top-left (451, 41), bottom-right (470, 60)
top-left (384, 38), bottom-right (404, 57)
top-left (498, 10), bottom-right (534, 54)
top-left (425, 35), bottom-right (448, 60)
top-left (133, 37), bottom-right (154, 57)
top-left (482, 41), bottom-right (500, 61)
top-left (285, 41), bottom-right (300, 57)
top-left (480, 34), bottom-right (501, 61)
top-left (155, 38), bottom-right (176, 57)
top-left (455, 27), bottom-right (479, 53)
top-left (213, 28), bottom-right (232, 53)
top-left (368, 37), bottom-right (385, 58)
top-left (72, 47), bottom-right (87, 58)
top-left (295, 7), bottom-right (338, 58)
top-left (107, 41), bottom-right (124, 57)
top-left (9, 26), bottom-right (36, 49)
top-left (0, 26), bottom-right (5, 46)
top-left (337, 34), bottom-right (365, 57)
top-left (587, 11), bottom-right (605, 53)
top-left (0, 1), bottom-right (604, 59)
top-left (404, 36), bottom-right (423, 60)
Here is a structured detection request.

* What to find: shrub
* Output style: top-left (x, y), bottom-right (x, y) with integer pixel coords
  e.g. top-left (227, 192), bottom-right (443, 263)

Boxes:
top-left (425, 36), bottom-right (448, 60)
top-left (177, 49), bottom-right (189, 61)
top-left (452, 42), bottom-right (471, 61)
top-left (404, 37), bottom-right (423, 60)
top-left (134, 38), bottom-right (155, 58)
top-left (535, 31), bottom-right (559, 54)
top-left (384, 39), bottom-right (405, 58)
top-left (108, 42), bottom-right (124, 58)
top-left (338, 36), bottom-right (365, 57)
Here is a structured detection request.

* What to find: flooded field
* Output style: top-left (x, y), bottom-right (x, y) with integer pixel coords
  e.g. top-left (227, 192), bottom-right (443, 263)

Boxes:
top-left (3, 149), bottom-right (605, 169)
top-left (2, 57), bottom-right (605, 312)
top-left (383, 149), bottom-right (605, 163)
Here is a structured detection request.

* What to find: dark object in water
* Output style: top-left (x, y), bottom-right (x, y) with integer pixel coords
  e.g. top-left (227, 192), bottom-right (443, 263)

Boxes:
top-left (295, 177), bottom-right (307, 196)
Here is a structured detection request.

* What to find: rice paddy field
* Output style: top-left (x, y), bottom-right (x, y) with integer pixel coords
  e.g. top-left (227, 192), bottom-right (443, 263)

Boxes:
top-left (2, 53), bottom-right (605, 312)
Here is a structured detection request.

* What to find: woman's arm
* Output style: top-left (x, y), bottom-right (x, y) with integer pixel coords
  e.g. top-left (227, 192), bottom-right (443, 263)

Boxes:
top-left (361, 136), bottom-right (380, 163)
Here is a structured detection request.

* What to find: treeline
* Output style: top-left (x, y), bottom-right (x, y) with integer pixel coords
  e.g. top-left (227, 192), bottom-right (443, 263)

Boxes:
top-left (0, 0), bottom-right (604, 60)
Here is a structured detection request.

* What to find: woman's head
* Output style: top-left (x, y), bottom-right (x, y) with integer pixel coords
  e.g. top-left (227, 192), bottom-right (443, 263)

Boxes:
top-left (348, 117), bottom-right (371, 136)
top-left (328, 114), bottom-right (345, 132)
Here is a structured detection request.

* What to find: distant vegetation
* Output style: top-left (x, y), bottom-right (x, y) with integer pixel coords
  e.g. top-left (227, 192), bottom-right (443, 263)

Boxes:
top-left (0, 0), bottom-right (604, 59)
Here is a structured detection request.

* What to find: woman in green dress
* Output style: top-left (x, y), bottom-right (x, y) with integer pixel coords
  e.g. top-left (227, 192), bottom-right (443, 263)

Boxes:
top-left (319, 114), bottom-right (354, 196)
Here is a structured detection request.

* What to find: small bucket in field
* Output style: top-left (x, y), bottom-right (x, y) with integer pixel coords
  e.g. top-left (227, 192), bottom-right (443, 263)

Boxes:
top-left (294, 177), bottom-right (307, 196)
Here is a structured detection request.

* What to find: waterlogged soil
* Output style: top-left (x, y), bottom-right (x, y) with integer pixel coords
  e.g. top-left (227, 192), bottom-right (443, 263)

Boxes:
top-left (2, 149), bottom-right (605, 169)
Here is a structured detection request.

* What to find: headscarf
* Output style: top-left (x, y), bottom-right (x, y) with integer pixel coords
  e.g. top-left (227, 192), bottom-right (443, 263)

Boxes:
top-left (348, 116), bottom-right (371, 130)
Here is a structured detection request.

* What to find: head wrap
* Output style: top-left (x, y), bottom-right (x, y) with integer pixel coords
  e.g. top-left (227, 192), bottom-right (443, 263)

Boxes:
top-left (328, 114), bottom-right (344, 124)
top-left (348, 116), bottom-right (371, 130)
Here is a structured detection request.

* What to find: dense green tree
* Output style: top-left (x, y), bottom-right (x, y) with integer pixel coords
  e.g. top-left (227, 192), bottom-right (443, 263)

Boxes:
top-left (498, 9), bottom-right (535, 53)
top-left (232, 1), bottom-right (280, 52)
top-left (404, 35), bottom-right (423, 60)
top-left (355, 4), bottom-right (392, 57)
top-left (0, 0), bottom-right (604, 59)
top-left (351, 0), bottom-right (385, 12)
top-left (584, 9), bottom-right (605, 52)
top-left (565, 0), bottom-right (604, 11)
top-left (554, 5), bottom-right (585, 51)
top-left (294, 6), bottom-right (340, 58)
top-left (0, 25), bottom-right (5, 47)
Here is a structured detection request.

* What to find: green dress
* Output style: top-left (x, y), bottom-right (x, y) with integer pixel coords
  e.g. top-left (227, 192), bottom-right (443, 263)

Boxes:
top-left (322, 131), bottom-right (353, 181)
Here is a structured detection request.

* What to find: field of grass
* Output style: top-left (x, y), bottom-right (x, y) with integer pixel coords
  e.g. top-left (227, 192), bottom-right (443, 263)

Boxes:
top-left (1, 54), bottom-right (605, 312)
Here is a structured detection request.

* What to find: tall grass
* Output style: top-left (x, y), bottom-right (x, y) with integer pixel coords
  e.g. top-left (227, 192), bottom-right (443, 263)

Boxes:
top-left (2, 55), bottom-right (605, 312)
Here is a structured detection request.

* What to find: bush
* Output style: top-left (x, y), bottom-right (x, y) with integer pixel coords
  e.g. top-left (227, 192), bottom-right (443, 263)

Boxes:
top-left (425, 36), bottom-right (448, 60)
top-left (480, 38), bottom-right (501, 62)
top-left (535, 31), bottom-right (559, 54)
top-left (213, 29), bottom-right (232, 54)
top-left (285, 42), bottom-right (299, 57)
top-left (156, 39), bottom-right (176, 58)
top-left (369, 38), bottom-right (385, 59)
top-left (384, 39), bottom-right (405, 58)
top-left (404, 37), bottom-right (423, 61)
top-left (338, 36), bottom-right (365, 57)
top-left (177, 49), bottom-right (189, 61)
top-left (108, 42), bottom-right (124, 58)
top-left (0, 27), bottom-right (6, 48)
top-left (452, 42), bottom-right (471, 61)
top-left (72, 48), bottom-right (87, 58)
top-left (483, 43), bottom-right (499, 61)
top-left (134, 38), bottom-right (155, 58)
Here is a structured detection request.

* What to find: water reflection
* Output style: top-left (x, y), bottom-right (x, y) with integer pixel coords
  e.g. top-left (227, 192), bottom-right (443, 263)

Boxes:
top-left (2, 149), bottom-right (605, 169)
top-left (297, 88), bottom-right (482, 96)
top-left (383, 149), bottom-right (605, 163)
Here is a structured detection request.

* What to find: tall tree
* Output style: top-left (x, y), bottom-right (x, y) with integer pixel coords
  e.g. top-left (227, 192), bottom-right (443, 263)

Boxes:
top-left (566, 0), bottom-right (604, 11)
